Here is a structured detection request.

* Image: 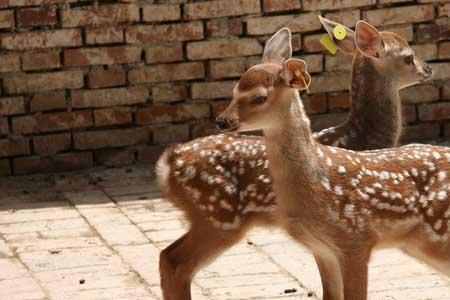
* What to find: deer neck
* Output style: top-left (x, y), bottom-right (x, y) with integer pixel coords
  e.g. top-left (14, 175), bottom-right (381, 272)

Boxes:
top-left (346, 55), bottom-right (402, 149)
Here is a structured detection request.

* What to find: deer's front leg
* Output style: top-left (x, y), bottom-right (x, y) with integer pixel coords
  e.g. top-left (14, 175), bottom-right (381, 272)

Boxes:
top-left (339, 248), bottom-right (371, 300)
top-left (314, 252), bottom-right (344, 300)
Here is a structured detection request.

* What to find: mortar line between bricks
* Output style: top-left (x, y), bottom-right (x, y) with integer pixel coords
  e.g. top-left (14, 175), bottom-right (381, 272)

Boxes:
top-left (100, 186), bottom-right (214, 299)
top-left (65, 191), bottom-right (159, 300)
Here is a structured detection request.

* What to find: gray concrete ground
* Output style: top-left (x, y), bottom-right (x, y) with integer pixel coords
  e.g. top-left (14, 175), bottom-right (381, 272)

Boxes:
top-left (0, 165), bottom-right (448, 300)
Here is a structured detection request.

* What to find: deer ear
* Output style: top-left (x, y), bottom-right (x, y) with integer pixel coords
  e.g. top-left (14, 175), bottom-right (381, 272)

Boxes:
top-left (262, 28), bottom-right (292, 64)
top-left (355, 21), bottom-right (384, 59)
top-left (319, 16), bottom-right (356, 54)
top-left (280, 59), bottom-right (311, 90)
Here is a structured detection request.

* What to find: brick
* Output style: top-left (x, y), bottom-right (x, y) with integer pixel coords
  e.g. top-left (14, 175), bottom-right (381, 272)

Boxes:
top-left (88, 68), bottom-right (126, 89)
top-left (191, 122), bottom-right (220, 138)
top-left (4, 70), bottom-right (84, 94)
top-left (13, 152), bottom-right (93, 175)
top-left (0, 117), bottom-right (8, 135)
top-left (187, 39), bottom-right (262, 60)
top-left (211, 101), bottom-right (228, 117)
top-left (443, 82), bottom-right (450, 99)
top-left (17, 6), bottom-right (57, 27)
top-left (0, 0), bottom-right (77, 7)
top-left (33, 133), bottom-right (71, 155)
top-left (292, 34), bottom-right (302, 51)
top-left (96, 148), bottom-right (135, 167)
top-left (22, 50), bottom-right (60, 71)
top-left (300, 54), bottom-right (323, 73)
top-left (303, 34), bottom-right (324, 53)
top-left (128, 62), bottom-right (205, 84)
top-left (303, 0), bottom-right (375, 10)
top-left (310, 112), bottom-right (347, 132)
top-left (247, 13), bottom-right (320, 35)
top-left (430, 63), bottom-right (450, 80)
top-left (153, 124), bottom-right (189, 144)
top-left (416, 19), bottom-right (450, 43)
top-left (137, 145), bottom-right (163, 163)
top-left (126, 22), bottom-right (203, 43)
top-left (30, 91), bottom-right (66, 112)
top-left (0, 10), bottom-right (14, 29)
top-left (439, 42), bottom-right (450, 59)
top-left (94, 108), bottom-right (132, 126)
top-left (152, 84), bottom-right (188, 103)
top-left (383, 24), bottom-right (413, 42)
top-left (412, 44), bottom-right (438, 61)
top-left (403, 104), bottom-right (416, 123)
top-left (363, 5), bottom-right (435, 27)
top-left (303, 94), bottom-right (327, 114)
top-left (310, 73), bottom-right (351, 94)
top-left (440, 3), bottom-right (450, 16)
top-left (329, 92), bottom-right (350, 110)
top-left (136, 103), bottom-right (210, 125)
top-left (64, 45), bottom-right (141, 67)
top-left (145, 44), bottom-right (183, 64)
top-left (325, 52), bottom-right (353, 72)
top-left (13, 111), bottom-right (93, 134)
top-left (324, 10), bottom-right (360, 28)
top-left (184, 0), bottom-right (260, 20)
top-left (207, 18), bottom-right (242, 38)
top-left (0, 138), bottom-right (30, 157)
top-left (86, 27), bottom-right (124, 45)
top-left (74, 127), bottom-right (149, 150)
top-left (0, 159), bottom-right (10, 176)
top-left (0, 97), bottom-right (25, 115)
top-left (72, 87), bottom-right (148, 109)
top-left (191, 81), bottom-right (236, 99)
top-left (0, 54), bottom-right (20, 72)
top-left (403, 123), bottom-right (440, 143)
top-left (142, 4), bottom-right (180, 22)
top-left (210, 58), bottom-right (247, 79)
top-left (61, 4), bottom-right (139, 27)
top-left (1, 29), bottom-right (82, 51)
top-left (419, 103), bottom-right (450, 121)
top-left (401, 85), bottom-right (440, 104)
top-left (263, 0), bottom-right (301, 12)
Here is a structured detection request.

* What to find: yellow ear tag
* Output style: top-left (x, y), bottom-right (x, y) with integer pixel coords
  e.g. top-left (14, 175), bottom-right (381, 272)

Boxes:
top-left (294, 68), bottom-right (310, 94)
top-left (319, 34), bottom-right (337, 55)
top-left (333, 25), bottom-right (347, 40)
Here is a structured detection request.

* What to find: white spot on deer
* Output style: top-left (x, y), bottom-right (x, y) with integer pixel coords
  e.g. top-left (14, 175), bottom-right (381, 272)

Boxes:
top-left (334, 185), bottom-right (343, 196)
top-left (337, 166), bottom-right (346, 174)
top-left (321, 177), bottom-right (331, 191)
top-left (351, 178), bottom-right (359, 187)
top-left (221, 216), bottom-right (241, 230)
top-left (438, 171), bottom-right (447, 182)
top-left (220, 200), bottom-right (233, 212)
top-left (434, 219), bottom-right (443, 231)
top-left (343, 204), bottom-right (355, 218)
top-left (432, 152), bottom-right (441, 159)
top-left (438, 190), bottom-right (447, 201)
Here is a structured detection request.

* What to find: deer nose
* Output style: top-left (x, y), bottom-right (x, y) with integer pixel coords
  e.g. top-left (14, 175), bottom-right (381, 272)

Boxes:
top-left (215, 117), bottom-right (231, 130)
top-left (424, 64), bottom-right (433, 77)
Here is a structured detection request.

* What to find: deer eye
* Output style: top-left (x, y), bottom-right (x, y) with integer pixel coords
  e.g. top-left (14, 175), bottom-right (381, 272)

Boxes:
top-left (252, 96), bottom-right (267, 105)
top-left (404, 55), bottom-right (414, 65)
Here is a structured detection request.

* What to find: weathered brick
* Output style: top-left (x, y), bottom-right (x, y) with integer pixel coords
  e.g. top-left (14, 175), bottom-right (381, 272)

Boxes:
top-left (88, 68), bottom-right (126, 89)
top-left (325, 52), bottom-right (353, 72)
top-left (211, 101), bottom-right (228, 117)
top-left (13, 111), bottom-right (93, 134)
top-left (412, 44), bottom-right (438, 61)
top-left (61, 4), bottom-right (139, 27)
top-left (303, 34), bottom-right (324, 53)
top-left (33, 133), bottom-right (71, 155)
top-left (17, 6), bottom-right (57, 27)
top-left (439, 42), bottom-right (450, 59)
top-left (1, 29), bottom-right (82, 51)
top-left (4, 71), bottom-right (84, 94)
top-left (187, 39), bottom-right (262, 60)
top-left (0, 97), bottom-right (25, 115)
top-left (184, 0), bottom-right (260, 20)
top-left (263, 0), bottom-right (301, 12)
top-left (86, 27), bottom-right (124, 45)
top-left (324, 10), bottom-right (360, 28)
top-left (440, 3), bottom-right (450, 16)
top-left (22, 50), bottom-right (60, 71)
top-left (96, 148), bottom-right (135, 167)
top-left (419, 103), bottom-right (450, 121)
top-left (210, 58), bottom-right (247, 79)
top-left (403, 104), bottom-right (416, 123)
top-left (430, 63), bottom-right (450, 80)
top-left (191, 122), bottom-right (220, 138)
top-left (30, 91), bottom-right (66, 112)
top-left (64, 45), bottom-right (141, 67)
top-left (0, 159), bottom-right (11, 176)
top-left (311, 113), bottom-right (347, 132)
top-left (401, 85), bottom-right (440, 104)
top-left (300, 54), bottom-right (323, 73)
top-left (128, 62), bottom-right (205, 84)
top-left (363, 5), bottom-right (435, 26)
top-left (74, 127), bottom-right (149, 150)
top-left (403, 123), bottom-right (440, 143)
top-left (416, 20), bottom-right (450, 43)
top-left (0, 138), bottom-right (30, 157)
top-left (137, 145), bottom-right (163, 163)
top-left (94, 108), bottom-right (132, 126)
top-left (136, 103), bottom-right (210, 125)
top-left (310, 73), bottom-right (351, 94)
top-left (153, 124), bottom-right (189, 144)
top-left (152, 84), bottom-right (188, 103)
top-left (142, 4), bottom-right (180, 22)
top-left (126, 22), bottom-right (203, 43)
top-left (0, 53), bottom-right (20, 72)
top-left (0, 0), bottom-right (77, 7)
top-left (191, 81), bottom-right (236, 99)
top-left (0, 10), bottom-right (13, 28)
top-left (443, 82), bottom-right (450, 99)
top-left (247, 13), bottom-right (320, 35)
top-left (207, 18), bottom-right (242, 37)
top-left (145, 44), bottom-right (183, 64)
top-left (329, 92), bottom-right (350, 110)
top-left (0, 117), bottom-right (9, 135)
top-left (72, 87), bottom-right (148, 108)
top-left (303, 0), bottom-right (375, 11)
top-left (303, 94), bottom-right (327, 114)
top-left (13, 152), bottom-right (93, 175)
top-left (383, 24), bottom-right (414, 42)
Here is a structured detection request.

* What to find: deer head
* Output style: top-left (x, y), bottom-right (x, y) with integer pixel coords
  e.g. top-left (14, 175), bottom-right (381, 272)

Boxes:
top-left (319, 16), bottom-right (433, 89)
top-left (216, 28), bottom-right (311, 132)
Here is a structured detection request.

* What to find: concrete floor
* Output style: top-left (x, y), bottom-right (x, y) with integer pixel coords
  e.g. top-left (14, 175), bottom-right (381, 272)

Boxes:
top-left (0, 165), bottom-right (448, 300)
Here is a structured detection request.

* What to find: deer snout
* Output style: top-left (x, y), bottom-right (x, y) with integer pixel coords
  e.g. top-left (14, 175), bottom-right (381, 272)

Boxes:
top-left (423, 64), bottom-right (433, 78)
top-left (215, 116), bottom-right (237, 131)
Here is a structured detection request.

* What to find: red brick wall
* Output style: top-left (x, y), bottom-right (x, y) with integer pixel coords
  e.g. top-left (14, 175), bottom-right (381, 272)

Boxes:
top-left (0, 0), bottom-right (449, 175)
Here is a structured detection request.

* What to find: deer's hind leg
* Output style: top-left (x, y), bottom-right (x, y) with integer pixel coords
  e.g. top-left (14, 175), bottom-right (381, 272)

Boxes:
top-left (160, 220), bottom-right (248, 300)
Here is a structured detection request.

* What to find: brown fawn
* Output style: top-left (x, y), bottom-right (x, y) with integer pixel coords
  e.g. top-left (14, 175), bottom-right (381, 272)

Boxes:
top-left (157, 19), bottom-right (433, 299)
top-left (216, 22), bottom-right (448, 300)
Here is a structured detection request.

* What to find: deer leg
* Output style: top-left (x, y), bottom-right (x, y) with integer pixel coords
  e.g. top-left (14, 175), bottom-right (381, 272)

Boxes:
top-left (339, 248), bottom-right (371, 300)
top-left (160, 222), bottom-right (246, 300)
top-left (313, 251), bottom-right (344, 300)
top-left (401, 241), bottom-right (450, 277)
